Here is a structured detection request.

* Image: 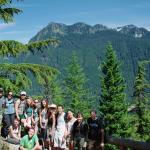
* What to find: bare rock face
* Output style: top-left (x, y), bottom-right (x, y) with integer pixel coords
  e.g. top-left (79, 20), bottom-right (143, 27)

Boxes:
top-left (0, 138), bottom-right (9, 150)
top-left (0, 138), bottom-right (19, 150)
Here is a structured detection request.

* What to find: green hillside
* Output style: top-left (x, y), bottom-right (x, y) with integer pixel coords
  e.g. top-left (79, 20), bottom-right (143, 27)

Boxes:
top-left (21, 22), bottom-right (150, 97)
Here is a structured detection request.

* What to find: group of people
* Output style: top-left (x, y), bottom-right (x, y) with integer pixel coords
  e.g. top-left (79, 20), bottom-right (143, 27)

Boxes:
top-left (0, 88), bottom-right (104, 150)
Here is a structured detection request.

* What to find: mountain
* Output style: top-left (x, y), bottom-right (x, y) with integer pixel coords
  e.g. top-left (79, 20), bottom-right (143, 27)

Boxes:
top-left (116, 24), bottom-right (150, 38)
top-left (22, 22), bottom-right (150, 97)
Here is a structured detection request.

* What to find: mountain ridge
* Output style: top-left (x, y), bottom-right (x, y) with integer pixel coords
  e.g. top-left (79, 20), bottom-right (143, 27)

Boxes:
top-left (26, 22), bottom-right (150, 97)
top-left (30, 22), bottom-right (150, 42)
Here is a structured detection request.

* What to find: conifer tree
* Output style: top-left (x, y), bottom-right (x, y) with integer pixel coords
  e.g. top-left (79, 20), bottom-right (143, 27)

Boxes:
top-left (0, 0), bottom-right (23, 23)
top-left (100, 43), bottom-right (129, 137)
top-left (0, 39), bottom-right (59, 94)
top-left (132, 62), bottom-right (150, 141)
top-left (43, 73), bottom-right (64, 105)
top-left (0, 1), bottom-right (60, 97)
top-left (64, 53), bottom-right (91, 117)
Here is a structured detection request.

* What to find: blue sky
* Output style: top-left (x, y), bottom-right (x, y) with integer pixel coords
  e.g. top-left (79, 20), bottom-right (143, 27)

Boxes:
top-left (0, 0), bottom-right (150, 43)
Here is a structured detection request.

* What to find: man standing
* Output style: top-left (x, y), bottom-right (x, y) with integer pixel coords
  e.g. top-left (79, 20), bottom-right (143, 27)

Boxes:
top-left (15, 91), bottom-right (27, 121)
top-left (87, 110), bottom-right (104, 150)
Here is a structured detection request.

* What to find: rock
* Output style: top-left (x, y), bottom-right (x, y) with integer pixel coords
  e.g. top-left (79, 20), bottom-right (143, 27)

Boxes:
top-left (0, 137), bottom-right (19, 150)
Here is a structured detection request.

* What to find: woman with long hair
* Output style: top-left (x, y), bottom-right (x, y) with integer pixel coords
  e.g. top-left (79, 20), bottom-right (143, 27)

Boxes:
top-left (39, 99), bottom-right (49, 149)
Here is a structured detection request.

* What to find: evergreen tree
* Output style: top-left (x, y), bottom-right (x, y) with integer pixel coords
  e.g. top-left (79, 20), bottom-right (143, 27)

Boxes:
top-left (44, 73), bottom-right (64, 105)
top-left (64, 53), bottom-right (91, 117)
top-left (0, 0), bottom-right (23, 23)
top-left (0, 3), bottom-right (60, 97)
top-left (100, 43), bottom-right (130, 137)
top-left (0, 39), bottom-right (59, 94)
top-left (132, 62), bottom-right (150, 141)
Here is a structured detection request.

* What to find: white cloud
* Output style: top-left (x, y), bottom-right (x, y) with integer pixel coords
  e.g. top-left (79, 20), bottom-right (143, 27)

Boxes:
top-left (0, 23), bottom-right (15, 30)
top-left (0, 30), bottom-right (38, 35)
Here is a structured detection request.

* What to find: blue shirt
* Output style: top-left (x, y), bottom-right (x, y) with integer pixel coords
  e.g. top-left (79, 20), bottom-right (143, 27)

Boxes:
top-left (4, 98), bottom-right (15, 114)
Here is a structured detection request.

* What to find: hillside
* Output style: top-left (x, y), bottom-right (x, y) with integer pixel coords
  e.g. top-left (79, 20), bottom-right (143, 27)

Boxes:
top-left (21, 22), bottom-right (150, 97)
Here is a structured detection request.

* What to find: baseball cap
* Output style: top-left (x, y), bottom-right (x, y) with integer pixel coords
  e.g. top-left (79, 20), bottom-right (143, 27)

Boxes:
top-left (20, 91), bottom-right (26, 95)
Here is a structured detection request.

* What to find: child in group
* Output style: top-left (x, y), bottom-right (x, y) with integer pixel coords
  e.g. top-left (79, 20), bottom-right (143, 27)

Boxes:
top-left (7, 118), bottom-right (21, 145)
top-left (21, 97), bottom-right (33, 129)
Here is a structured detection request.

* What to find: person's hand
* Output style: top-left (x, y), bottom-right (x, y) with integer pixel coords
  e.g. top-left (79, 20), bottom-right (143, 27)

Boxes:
top-left (83, 141), bottom-right (87, 148)
top-left (62, 136), bottom-right (66, 143)
top-left (17, 116), bottom-right (20, 120)
top-left (100, 142), bottom-right (104, 150)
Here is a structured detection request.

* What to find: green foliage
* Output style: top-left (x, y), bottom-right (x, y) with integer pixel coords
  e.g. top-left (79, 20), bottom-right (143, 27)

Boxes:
top-left (0, 40), bottom-right (27, 57)
top-left (0, 38), bottom-right (59, 97)
top-left (46, 74), bottom-right (64, 105)
top-left (0, 63), bottom-right (58, 94)
top-left (0, 0), bottom-right (22, 23)
top-left (64, 53), bottom-right (91, 117)
top-left (29, 23), bottom-right (150, 98)
top-left (131, 62), bottom-right (150, 141)
top-left (99, 43), bottom-right (130, 137)
top-left (27, 39), bottom-right (59, 54)
top-left (0, 39), bottom-right (59, 57)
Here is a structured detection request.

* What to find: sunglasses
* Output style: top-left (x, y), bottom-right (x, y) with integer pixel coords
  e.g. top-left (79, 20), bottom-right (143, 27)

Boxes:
top-left (8, 94), bottom-right (13, 96)
top-left (21, 94), bottom-right (26, 96)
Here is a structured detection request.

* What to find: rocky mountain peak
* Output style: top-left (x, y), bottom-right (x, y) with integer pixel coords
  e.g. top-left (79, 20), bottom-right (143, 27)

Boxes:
top-left (116, 24), bottom-right (148, 38)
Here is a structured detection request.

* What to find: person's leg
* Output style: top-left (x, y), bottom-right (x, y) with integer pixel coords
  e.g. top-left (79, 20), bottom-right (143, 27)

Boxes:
top-left (79, 138), bottom-right (85, 150)
top-left (7, 137), bottom-right (20, 144)
top-left (59, 136), bottom-right (66, 150)
top-left (53, 132), bottom-right (58, 149)
top-left (10, 113), bottom-right (15, 125)
top-left (73, 138), bottom-right (78, 150)
top-left (2, 114), bottom-right (10, 138)
top-left (95, 140), bottom-right (100, 150)
top-left (87, 140), bottom-right (95, 150)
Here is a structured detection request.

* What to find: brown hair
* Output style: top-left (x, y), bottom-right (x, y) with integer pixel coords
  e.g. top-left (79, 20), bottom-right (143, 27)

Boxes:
top-left (41, 99), bottom-right (48, 110)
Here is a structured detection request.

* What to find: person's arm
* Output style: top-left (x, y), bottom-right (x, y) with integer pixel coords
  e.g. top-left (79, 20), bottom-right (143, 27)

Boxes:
top-left (32, 135), bottom-right (40, 150)
top-left (18, 126), bottom-right (21, 140)
top-left (39, 110), bottom-right (42, 128)
top-left (19, 146), bottom-right (27, 150)
top-left (19, 136), bottom-right (27, 150)
top-left (33, 140), bottom-right (40, 150)
top-left (84, 122), bottom-right (89, 142)
top-left (15, 100), bottom-right (20, 120)
top-left (100, 128), bottom-right (105, 149)
top-left (52, 113), bottom-right (56, 131)
top-left (70, 122), bottom-right (76, 141)
top-left (99, 118), bottom-right (105, 150)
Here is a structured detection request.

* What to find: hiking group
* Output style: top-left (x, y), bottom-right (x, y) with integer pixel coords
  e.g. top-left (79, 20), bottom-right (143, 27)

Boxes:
top-left (0, 88), bottom-right (104, 150)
